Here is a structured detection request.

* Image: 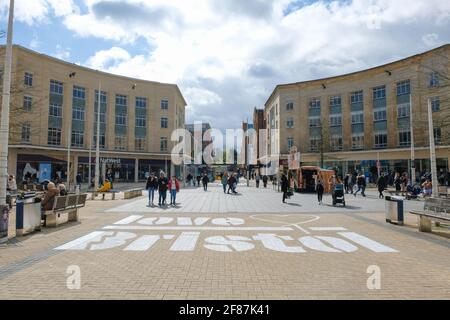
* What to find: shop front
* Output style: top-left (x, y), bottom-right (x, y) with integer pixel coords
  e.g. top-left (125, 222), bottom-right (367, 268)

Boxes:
top-left (78, 157), bottom-right (136, 183)
top-left (16, 154), bottom-right (68, 183)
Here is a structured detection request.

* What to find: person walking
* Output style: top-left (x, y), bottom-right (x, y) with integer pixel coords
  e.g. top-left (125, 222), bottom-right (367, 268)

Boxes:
top-left (281, 174), bottom-right (289, 203)
top-left (394, 172), bottom-right (401, 195)
top-left (401, 173), bottom-right (408, 196)
top-left (221, 172), bottom-right (228, 193)
top-left (202, 173), bottom-right (209, 191)
top-left (158, 172), bottom-right (168, 206)
top-left (196, 175), bottom-right (201, 188)
top-left (262, 175), bottom-right (268, 188)
top-left (344, 173), bottom-right (350, 194)
top-left (146, 173), bottom-right (158, 207)
top-left (255, 174), bottom-right (260, 188)
top-left (227, 173), bottom-right (237, 194)
top-left (75, 173), bottom-right (82, 191)
top-left (354, 173), bottom-right (366, 197)
top-left (168, 175), bottom-right (180, 206)
top-left (316, 178), bottom-right (325, 205)
top-left (377, 173), bottom-right (387, 199)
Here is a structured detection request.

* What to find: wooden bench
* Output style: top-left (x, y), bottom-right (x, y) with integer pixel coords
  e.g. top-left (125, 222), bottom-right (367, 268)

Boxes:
top-left (409, 197), bottom-right (450, 232)
top-left (44, 194), bottom-right (87, 228)
top-left (123, 188), bottom-right (143, 200)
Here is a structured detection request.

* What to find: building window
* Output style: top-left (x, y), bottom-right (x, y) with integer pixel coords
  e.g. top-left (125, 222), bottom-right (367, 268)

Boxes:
top-left (135, 137), bottom-right (146, 151)
top-left (351, 91), bottom-right (363, 104)
top-left (72, 107), bottom-right (85, 121)
top-left (309, 117), bottom-right (321, 127)
top-left (116, 94), bottom-right (127, 106)
top-left (95, 90), bottom-right (107, 104)
top-left (93, 133), bottom-right (106, 149)
top-left (21, 123), bottom-right (31, 143)
top-left (136, 115), bottom-right (146, 128)
top-left (374, 132), bottom-right (387, 149)
top-left (286, 102), bottom-right (294, 111)
top-left (73, 86), bottom-right (86, 100)
top-left (136, 97), bottom-right (147, 109)
top-left (310, 98), bottom-right (321, 109)
top-left (329, 96), bottom-right (341, 107)
top-left (351, 112), bottom-right (364, 124)
top-left (352, 134), bottom-right (364, 150)
top-left (50, 80), bottom-right (63, 95)
top-left (115, 135), bottom-right (127, 151)
top-left (161, 117), bottom-right (168, 128)
top-left (287, 137), bottom-right (294, 150)
top-left (160, 137), bottom-right (168, 152)
top-left (373, 109), bottom-right (387, 121)
top-left (286, 118), bottom-right (294, 128)
top-left (49, 104), bottom-right (63, 117)
top-left (330, 115), bottom-right (342, 126)
top-left (397, 103), bottom-right (410, 118)
top-left (48, 128), bottom-right (61, 145)
top-left (434, 128), bottom-right (441, 145)
top-left (23, 96), bottom-right (32, 111)
top-left (373, 86), bottom-right (386, 100)
top-left (431, 97), bottom-right (440, 112)
top-left (115, 114), bottom-right (127, 126)
top-left (396, 80), bottom-right (411, 96)
top-left (330, 136), bottom-right (343, 151)
top-left (24, 72), bottom-right (33, 87)
top-left (429, 72), bottom-right (439, 87)
top-left (161, 99), bottom-right (169, 110)
top-left (71, 131), bottom-right (84, 147)
top-left (309, 138), bottom-right (320, 152)
top-left (398, 130), bottom-right (411, 147)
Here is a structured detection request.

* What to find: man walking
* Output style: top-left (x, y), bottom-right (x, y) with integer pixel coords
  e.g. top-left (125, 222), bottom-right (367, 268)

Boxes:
top-left (377, 173), bottom-right (387, 199)
top-left (158, 172), bottom-right (168, 206)
top-left (146, 173), bottom-right (158, 207)
top-left (354, 173), bottom-right (366, 197)
top-left (262, 175), bottom-right (268, 188)
top-left (202, 173), bottom-right (209, 191)
top-left (255, 174), bottom-right (260, 188)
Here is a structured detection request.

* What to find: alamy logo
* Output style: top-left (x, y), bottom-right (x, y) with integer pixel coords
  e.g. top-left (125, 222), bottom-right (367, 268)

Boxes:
top-left (66, 265), bottom-right (81, 290)
top-left (367, 265), bottom-right (381, 290)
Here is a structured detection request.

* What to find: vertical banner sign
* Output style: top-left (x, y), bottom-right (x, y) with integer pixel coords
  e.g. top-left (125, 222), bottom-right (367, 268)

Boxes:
top-left (0, 205), bottom-right (9, 241)
top-left (288, 146), bottom-right (301, 170)
top-left (39, 163), bottom-right (52, 182)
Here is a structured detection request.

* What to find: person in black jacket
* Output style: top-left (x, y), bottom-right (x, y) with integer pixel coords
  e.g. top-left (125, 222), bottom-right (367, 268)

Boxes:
top-left (146, 173), bottom-right (158, 207)
top-left (281, 174), bottom-right (289, 203)
top-left (158, 172), bottom-right (168, 206)
top-left (262, 175), bottom-right (268, 188)
top-left (377, 173), bottom-right (387, 199)
top-left (227, 174), bottom-right (237, 194)
top-left (202, 173), bottom-right (209, 191)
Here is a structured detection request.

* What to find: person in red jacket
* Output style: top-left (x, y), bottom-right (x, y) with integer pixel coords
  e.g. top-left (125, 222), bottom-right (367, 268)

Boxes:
top-left (168, 176), bottom-right (180, 206)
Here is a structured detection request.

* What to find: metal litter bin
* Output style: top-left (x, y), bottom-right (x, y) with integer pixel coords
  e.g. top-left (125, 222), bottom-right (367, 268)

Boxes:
top-left (385, 196), bottom-right (404, 226)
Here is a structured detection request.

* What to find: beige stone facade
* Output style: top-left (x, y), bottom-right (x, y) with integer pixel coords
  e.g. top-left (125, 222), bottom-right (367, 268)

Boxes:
top-left (264, 44), bottom-right (450, 180)
top-left (0, 45), bottom-right (187, 183)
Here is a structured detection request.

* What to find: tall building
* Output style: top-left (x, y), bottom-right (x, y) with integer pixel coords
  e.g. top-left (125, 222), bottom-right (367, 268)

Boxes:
top-left (263, 44), bottom-right (450, 181)
top-left (0, 45), bottom-right (187, 183)
top-left (252, 107), bottom-right (266, 165)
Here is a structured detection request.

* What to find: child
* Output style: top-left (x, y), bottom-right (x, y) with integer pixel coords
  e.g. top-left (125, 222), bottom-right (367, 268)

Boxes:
top-left (168, 176), bottom-right (180, 206)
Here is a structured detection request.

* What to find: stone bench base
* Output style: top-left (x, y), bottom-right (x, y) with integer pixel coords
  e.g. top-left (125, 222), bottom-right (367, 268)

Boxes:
top-left (45, 209), bottom-right (78, 228)
top-left (124, 190), bottom-right (143, 200)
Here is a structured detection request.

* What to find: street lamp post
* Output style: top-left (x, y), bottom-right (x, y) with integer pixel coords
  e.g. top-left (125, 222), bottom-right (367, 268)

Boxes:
top-left (0, 0), bottom-right (14, 208)
top-left (410, 93), bottom-right (416, 184)
top-left (66, 72), bottom-right (76, 191)
top-left (94, 82), bottom-right (102, 192)
top-left (427, 98), bottom-right (438, 198)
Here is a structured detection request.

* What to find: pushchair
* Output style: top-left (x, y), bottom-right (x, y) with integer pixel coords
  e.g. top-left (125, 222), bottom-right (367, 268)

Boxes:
top-left (332, 184), bottom-right (346, 207)
top-left (406, 184), bottom-right (422, 200)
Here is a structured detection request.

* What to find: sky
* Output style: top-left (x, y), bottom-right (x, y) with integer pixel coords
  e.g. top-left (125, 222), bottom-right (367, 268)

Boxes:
top-left (0, 0), bottom-right (450, 131)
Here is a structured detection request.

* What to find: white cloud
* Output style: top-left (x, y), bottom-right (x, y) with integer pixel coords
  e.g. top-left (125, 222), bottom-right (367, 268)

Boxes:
top-left (6, 0), bottom-right (450, 129)
top-left (54, 44), bottom-right (71, 60)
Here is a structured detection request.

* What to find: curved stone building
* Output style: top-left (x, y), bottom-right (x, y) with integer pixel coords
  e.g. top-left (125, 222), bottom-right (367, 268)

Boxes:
top-left (264, 44), bottom-right (450, 182)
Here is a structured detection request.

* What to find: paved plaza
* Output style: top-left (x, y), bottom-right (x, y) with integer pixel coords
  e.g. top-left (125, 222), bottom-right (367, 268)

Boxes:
top-left (0, 184), bottom-right (449, 300)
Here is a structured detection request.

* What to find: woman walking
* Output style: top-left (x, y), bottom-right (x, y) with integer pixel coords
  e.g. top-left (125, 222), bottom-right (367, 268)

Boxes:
top-left (394, 172), bottom-right (401, 195)
top-left (316, 178), bottom-right (324, 205)
top-left (168, 175), bottom-right (180, 206)
top-left (221, 172), bottom-right (228, 193)
top-left (146, 173), bottom-right (158, 207)
top-left (281, 174), bottom-right (289, 203)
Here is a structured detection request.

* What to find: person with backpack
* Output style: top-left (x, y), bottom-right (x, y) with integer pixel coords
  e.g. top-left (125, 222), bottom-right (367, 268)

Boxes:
top-left (354, 173), bottom-right (366, 197)
top-left (168, 175), bottom-right (180, 206)
top-left (146, 173), bottom-right (158, 207)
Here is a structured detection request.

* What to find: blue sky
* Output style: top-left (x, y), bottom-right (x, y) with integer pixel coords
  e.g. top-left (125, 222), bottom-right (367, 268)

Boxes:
top-left (1, 0), bottom-right (450, 130)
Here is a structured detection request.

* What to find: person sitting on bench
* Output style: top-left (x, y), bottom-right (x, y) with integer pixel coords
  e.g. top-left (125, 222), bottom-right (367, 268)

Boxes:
top-left (97, 179), bottom-right (112, 193)
top-left (41, 182), bottom-right (60, 222)
top-left (58, 183), bottom-right (68, 196)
